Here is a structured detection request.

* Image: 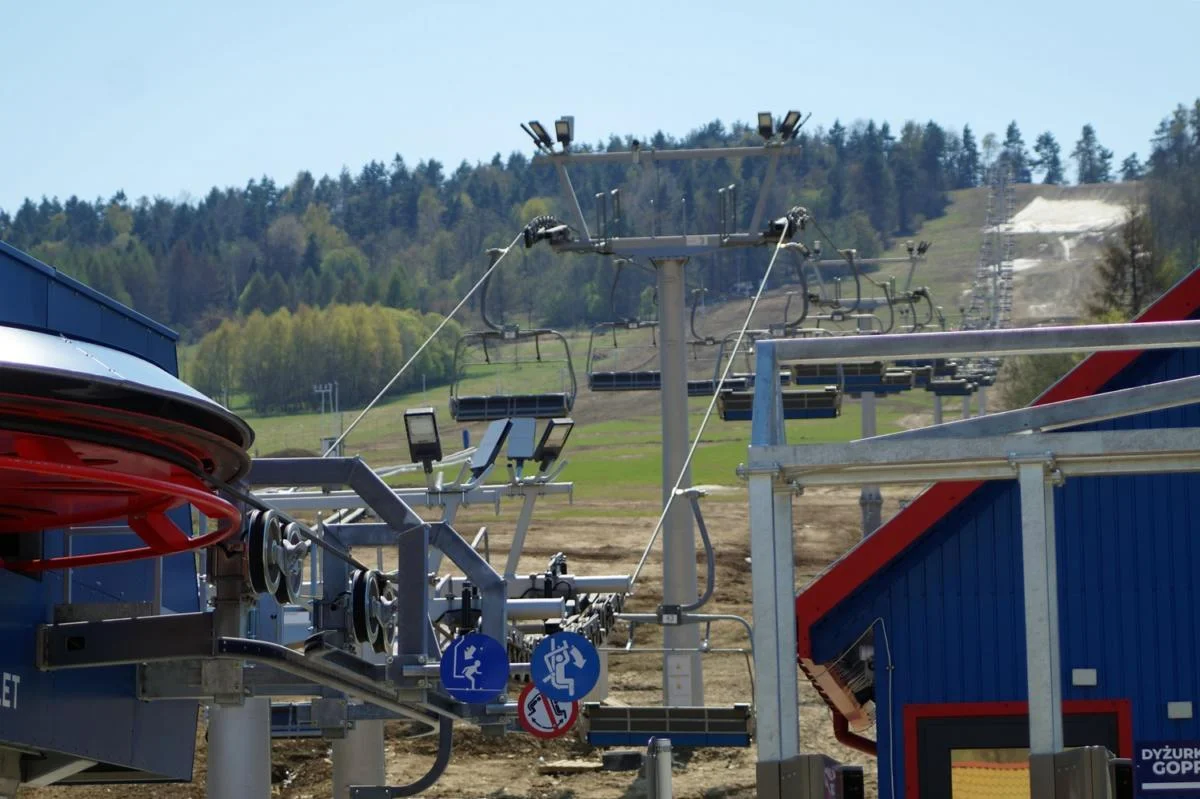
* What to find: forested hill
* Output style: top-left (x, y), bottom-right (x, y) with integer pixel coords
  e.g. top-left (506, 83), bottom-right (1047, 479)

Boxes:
top-left (3, 112), bottom-right (1174, 345)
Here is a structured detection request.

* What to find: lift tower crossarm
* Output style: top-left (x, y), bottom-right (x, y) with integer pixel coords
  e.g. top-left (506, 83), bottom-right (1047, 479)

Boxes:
top-left (533, 143), bottom-right (800, 251)
top-left (531, 144), bottom-right (795, 166)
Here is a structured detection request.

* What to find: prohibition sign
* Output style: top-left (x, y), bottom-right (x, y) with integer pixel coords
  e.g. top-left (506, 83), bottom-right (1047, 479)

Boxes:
top-left (517, 682), bottom-right (579, 739)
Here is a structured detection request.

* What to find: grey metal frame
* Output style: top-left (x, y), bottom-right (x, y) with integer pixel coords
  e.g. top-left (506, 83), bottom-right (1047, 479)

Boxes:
top-left (744, 320), bottom-right (1200, 798)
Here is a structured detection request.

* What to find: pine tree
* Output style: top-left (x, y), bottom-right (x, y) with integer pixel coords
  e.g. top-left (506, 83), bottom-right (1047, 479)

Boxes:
top-left (1073, 124), bottom-right (1115, 184)
top-left (301, 234), bottom-right (320, 273)
top-left (1120, 153), bottom-right (1144, 181)
top-left (1000, 122), bottom-right (1033, 183)
top-left (297, 268), bottom-right (319, 306)
top-left (264, 272), bottom-right (292, 312)
top-left (1033, 132), bottom-right (1065, 185)
top-left (1087, 206), bottom-right (1172, 319)
top-left (238, 271), bottom-right (270, 315)
top-left (956, 125), bottom-right (980, 188)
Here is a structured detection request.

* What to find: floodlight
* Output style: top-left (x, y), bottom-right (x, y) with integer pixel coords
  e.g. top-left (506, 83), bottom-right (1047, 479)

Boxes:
top-left (779, 110), bottom-right (802, 140)
top-left (555, 116), bottom-right (574, 149)
top-left (533, 418), bottom-right (574, 471)
top-left (757, 112), bottom-right (774, 140)
top-left (528, 120), bottom-right (554, 150)
top-left (403, 407), bottom-right (442, 473)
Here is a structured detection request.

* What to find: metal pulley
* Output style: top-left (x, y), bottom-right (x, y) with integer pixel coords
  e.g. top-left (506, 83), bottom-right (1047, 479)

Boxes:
top-left (350, 568), bottom-right (396, 654)
top-left (245, 509), bottom-right (311, 604)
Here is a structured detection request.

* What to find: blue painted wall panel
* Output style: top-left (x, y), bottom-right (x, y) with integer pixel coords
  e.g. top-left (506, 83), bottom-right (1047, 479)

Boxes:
top-left (0, 240), bottom-right (177, 370)
top-left (811, 320), bottom-right (1200, 796)
top-left (0, 250), bottom-right (51, 329)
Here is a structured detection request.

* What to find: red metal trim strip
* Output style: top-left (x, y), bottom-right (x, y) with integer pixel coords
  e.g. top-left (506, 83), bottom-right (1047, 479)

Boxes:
top-left (796, 266), bottom-right (1200, 657)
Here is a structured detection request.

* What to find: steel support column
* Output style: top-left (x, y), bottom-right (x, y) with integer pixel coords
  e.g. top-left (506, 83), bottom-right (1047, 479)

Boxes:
top-left (1017, 461), bottom-right (1064, 762)
top-left (933, 396), bottom-right (943, 425)
top-left (858, 390), bottom-right (882, 536)
top-left (748, 342), bottom-right (799, 799)
top-left (653, 256), bottom-right (703, 706)
top-left (978, 386), bottom-right (988, 416)
top-left (961, 395), bottom-right (971, 419)
top-left (503, 491), bottom-right (538, 579)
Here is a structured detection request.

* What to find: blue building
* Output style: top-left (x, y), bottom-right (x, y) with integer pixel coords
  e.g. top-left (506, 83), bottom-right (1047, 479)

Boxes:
top-left (0, 241), bottom-right (202, 787)
top-left (796, 267), bottom-right (1200, 798)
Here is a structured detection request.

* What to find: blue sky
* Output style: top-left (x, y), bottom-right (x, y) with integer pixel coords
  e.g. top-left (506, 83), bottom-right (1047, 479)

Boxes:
top-left (2, 0), bottom-right (1197, 212)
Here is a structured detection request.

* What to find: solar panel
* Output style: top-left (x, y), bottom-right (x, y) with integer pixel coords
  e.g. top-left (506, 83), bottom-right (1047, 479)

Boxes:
top-left (507, 418), bottom-right (537, 461)
top-left (470, 418), bottom-right (513, 477)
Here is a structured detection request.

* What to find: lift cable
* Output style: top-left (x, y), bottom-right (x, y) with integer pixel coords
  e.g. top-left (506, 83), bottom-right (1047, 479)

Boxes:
top-left (628, 225), bottom-right (792, 592)
top-left (320, 229), bottom-right (525, 457)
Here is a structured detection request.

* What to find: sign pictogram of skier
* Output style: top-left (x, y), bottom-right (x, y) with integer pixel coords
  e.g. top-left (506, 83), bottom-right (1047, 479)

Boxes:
top-left (531, 631), bottom-right (599, 701)
top-left (439, 632), bottom-right (508, 704)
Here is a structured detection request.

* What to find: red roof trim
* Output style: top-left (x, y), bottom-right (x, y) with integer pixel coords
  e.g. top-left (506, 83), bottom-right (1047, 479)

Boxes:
top-left (796, 265), bottom-right (1200, 659)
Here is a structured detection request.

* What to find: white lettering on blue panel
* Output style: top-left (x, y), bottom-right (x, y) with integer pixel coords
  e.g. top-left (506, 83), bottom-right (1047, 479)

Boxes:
top-left (0, 672), bottom-right (20, 710)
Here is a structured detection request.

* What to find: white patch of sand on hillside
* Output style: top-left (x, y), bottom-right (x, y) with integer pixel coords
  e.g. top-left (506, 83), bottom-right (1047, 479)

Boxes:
top-left (998, 197), bottom-right (1126, 234)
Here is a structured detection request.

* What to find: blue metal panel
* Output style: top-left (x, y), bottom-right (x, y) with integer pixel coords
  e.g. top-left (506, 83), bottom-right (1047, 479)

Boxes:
top-left (0, 246), bottom-right (51, 329)
top-left (0, 240), bottom-right (178, 370)
top-left (812, 314), bottom-right (1200, 794)
top-left (0, 566), bottom-right (198, 779)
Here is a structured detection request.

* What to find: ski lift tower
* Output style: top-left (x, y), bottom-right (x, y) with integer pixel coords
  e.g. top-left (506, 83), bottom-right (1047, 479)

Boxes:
top-left (523, 112), bottom-right (804, 706)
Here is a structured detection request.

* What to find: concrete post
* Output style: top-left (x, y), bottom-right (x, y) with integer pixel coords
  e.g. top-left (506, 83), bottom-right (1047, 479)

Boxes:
top-left (933, 396), bottom-right (943, 425)
top-left (332, 718), bottom-right (386, 799)
top-left (207, 700), bottom-right (272, 799)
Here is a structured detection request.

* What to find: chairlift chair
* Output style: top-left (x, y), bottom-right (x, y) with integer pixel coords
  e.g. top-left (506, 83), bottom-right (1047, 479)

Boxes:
top-left (585, 319), bottom-right (664, 392)
top-left (449, 326), bottom-right (578, 422)
top-left (717, 385), bottom-right (842, 421)
top-left (927, 377), bottom-right (977, 397)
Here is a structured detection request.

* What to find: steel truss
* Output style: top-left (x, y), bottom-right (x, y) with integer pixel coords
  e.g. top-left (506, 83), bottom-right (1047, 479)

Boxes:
top-left (744, 319), bottom-right (1200, 799)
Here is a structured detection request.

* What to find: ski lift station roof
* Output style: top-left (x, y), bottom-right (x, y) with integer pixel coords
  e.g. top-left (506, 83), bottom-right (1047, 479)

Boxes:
top-left (0, 240), bottom-right (179, 371)
top-left (796, 265), bottom-right (1200, 798)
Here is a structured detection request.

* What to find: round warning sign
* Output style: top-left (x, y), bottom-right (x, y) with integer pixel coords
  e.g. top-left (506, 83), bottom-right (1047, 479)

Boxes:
top-left (516, 682), bottom-right (579, 739)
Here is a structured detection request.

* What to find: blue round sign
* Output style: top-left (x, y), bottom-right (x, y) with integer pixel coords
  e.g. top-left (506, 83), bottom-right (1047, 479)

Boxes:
top-left (439, 633), bottom-right (509, 704)
top-left (531, 631), bottom-right (600, 701)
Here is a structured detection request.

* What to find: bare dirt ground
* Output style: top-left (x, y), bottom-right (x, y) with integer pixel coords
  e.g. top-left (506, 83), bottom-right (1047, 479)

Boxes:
top-left (26, 485), bottom-right (899, 799)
